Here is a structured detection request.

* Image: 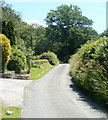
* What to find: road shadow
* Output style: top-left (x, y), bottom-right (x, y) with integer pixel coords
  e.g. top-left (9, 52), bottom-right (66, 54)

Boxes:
top-left (69, 79), bottom-right (108, 118)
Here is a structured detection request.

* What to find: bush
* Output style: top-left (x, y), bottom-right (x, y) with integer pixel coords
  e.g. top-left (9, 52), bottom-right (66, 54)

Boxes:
top-left (17, 45), bottom-right (35, 73)
top-left (69, 37), bottom-right (108, 108)
top-left (39, 52), bottom-right (59, 65)
top-left (31, 59), bottom-right (49, 68)
top-left (7, 47), bottom-right (27, 73)
top-left (0, 34), bottom-right (11, 72)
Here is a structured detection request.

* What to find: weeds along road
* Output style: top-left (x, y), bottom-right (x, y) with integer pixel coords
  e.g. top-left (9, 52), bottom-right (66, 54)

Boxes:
top-left (22, 64), bottom-right (107, 118)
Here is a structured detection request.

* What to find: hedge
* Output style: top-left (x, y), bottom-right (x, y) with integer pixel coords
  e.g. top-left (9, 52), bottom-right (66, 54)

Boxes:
top-left (39, 52), bottom-right (59, 65)
top-left (69, 37), bottom-right (108, 108)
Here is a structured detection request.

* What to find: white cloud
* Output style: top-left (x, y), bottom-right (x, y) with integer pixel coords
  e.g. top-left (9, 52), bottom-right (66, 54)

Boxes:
top-left (26, 20), bottom-right (48, 27)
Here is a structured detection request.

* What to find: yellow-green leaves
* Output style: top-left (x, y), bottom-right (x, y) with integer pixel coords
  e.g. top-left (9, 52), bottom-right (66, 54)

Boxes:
top-left (0, 34), bottom-right (11, 72)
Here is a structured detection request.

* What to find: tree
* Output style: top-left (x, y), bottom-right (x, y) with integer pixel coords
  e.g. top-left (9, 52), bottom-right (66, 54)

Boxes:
top-left (34, 26), bottom-right (48, 55)
top-left (1, 2), bottom-right (21, 45)
top-left (100, 29), bottom-right (108, 37)
top-left (45, 4), bottom-right (98, 62)
top-left (0, 34), bottom-right (11, 72)
top-left (2, 21), bottom-right (15, 45)
top-left (19, 22), bottom-right (37, 49)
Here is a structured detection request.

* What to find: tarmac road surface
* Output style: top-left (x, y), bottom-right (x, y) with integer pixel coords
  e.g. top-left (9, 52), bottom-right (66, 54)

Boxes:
top-left (22, 64), bottom-right (107, 118)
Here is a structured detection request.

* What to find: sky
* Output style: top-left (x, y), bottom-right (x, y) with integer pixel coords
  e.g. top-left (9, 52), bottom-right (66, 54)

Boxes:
top-left (6, 0), bottom-right (107, 34)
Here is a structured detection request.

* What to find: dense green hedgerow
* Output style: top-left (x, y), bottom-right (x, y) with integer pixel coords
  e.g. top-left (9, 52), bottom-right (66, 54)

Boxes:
top-left (39, 52), bottom-right (59, 65)
top-left (69, 37), bottom-right (108, 108)
top-left (7, 47), bottom-right (27, 73)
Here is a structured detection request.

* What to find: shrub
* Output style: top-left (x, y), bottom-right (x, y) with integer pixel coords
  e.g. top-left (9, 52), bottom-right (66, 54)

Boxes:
top-left (69, 37), bottom-right (108, 108)
top-left (39, 52), bottom-right (59, 65)
top-left (17, 45), bottom-right (35, 73)
top-left (7, 47), bottom-right (27, 73)
top-left (31, 59), bottom-right (49, 68)
top-left (0, 34), bottom-right (11, 72)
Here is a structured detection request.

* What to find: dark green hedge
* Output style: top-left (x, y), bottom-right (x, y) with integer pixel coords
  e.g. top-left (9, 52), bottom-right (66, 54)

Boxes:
top-left (39, 52), bottom-right (59, 65)
top-left (69, 37), bottom-right (108, 108)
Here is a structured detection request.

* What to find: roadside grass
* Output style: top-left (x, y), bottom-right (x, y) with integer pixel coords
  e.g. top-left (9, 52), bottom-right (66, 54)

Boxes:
top-left (0, 107), bottom-right (21, 119)
top-left (30, 62), bottom-right (53, 80)
top-left (0, 107), bottom-right (1, 120)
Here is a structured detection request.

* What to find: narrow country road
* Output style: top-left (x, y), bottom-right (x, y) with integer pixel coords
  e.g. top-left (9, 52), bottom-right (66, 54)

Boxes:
top-left (22, 64), bottom-right (107, 118)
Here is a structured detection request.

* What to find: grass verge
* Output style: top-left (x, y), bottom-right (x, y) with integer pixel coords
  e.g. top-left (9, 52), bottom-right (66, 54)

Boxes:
top-left (30, 62), bottom-right (53, 80)
top-left (0, 107), bottom-right (21, 119)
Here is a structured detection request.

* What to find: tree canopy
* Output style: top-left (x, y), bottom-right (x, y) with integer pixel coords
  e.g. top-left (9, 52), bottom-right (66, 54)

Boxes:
top-left (45, 4), bottom-right (98, 62)
top-left (1, 2), bottom-right (21, 45)
top-left (100, 29), bottom-right (108, 37)
top-left (1, 2), bottom-right (99, 66)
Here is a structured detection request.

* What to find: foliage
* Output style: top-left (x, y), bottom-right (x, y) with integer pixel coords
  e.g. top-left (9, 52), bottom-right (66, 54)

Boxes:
top-left (31, 59), bottom-right (49, 68)
top-left (1, 1), bottom-right (99, 65)
top-left (0, 34), bottom-right (11, 72)
top-left (100, 29), bottom-right (108, 37)
top-left (1, 2), bottom-right (46, 51)
top-left (17, 43), bottom-right (35, 73)
top-left (39, 52), bottom-right (59, 65)
top-left (1, 2), bottom-right (37, 73)
top-left (34, 34), bottom-right (48, 55)
top-left (19, 22), bottom-right (35, 48)
top-left (69, 37), bottom-right (108, 108)
top-left (45, 4), bottom-right (98, 62)
top-left (20, 23), bottom-right (46, 50)
top-left (2, 21), bottom-right (15, 45)
top-left (1, 2), bottom-right (21, 46)
top-left (7, 47), bottom-right (27, 73)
